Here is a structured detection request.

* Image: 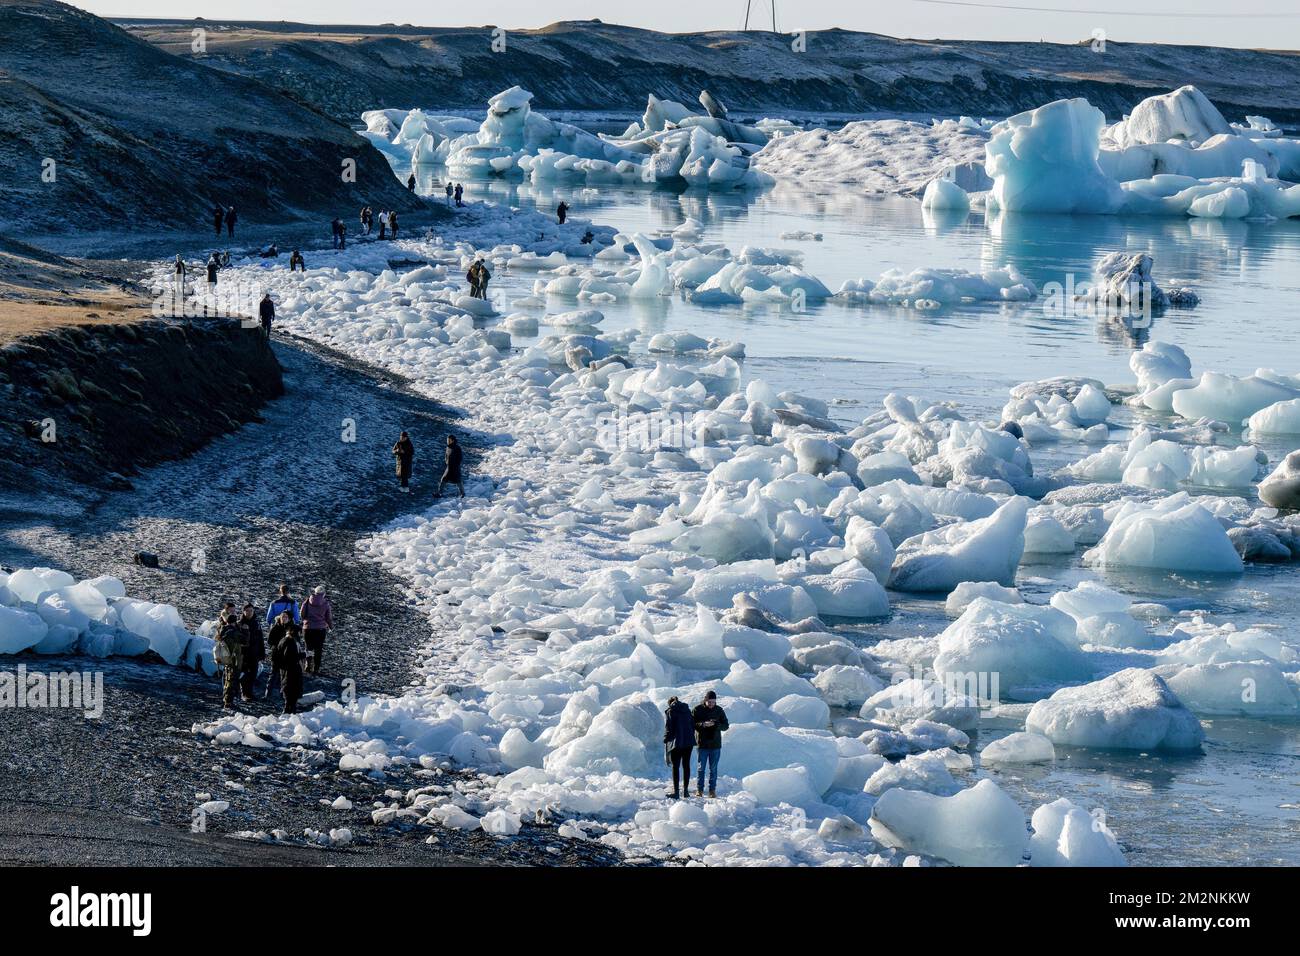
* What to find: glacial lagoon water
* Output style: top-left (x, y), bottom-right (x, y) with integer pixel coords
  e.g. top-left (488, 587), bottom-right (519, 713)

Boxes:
top-left (409, 166), bottom-right (1300, 864)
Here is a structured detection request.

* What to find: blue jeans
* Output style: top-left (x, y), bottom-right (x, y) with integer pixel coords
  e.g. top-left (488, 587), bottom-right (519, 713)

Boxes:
top-left (697, 748), bottom-right (720, 793)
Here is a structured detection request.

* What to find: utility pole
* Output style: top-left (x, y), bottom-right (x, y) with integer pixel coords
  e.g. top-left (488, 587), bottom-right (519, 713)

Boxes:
top-left (743, 0), bottom-right (778, 32)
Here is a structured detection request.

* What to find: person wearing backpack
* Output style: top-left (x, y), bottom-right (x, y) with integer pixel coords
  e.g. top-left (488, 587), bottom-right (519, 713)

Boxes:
top-left (268, 610), bottom-right (306, 713)
top-left (215, 612), bottom-right (249, 708)
top-left (663, 695), bottom-right (695, 799)
top-left (300, 586), bottom-right (333, 674)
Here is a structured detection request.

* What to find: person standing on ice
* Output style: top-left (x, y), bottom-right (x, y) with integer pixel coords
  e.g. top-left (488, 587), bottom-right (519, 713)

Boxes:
top-left (444, 181), bottom-right (453, 205)
top-left (225, 206), bottom-right (237, 238)
top-left (454, 183), bottom-right (464, 207)
top-left (300, 586), bottom-right (333, 675)
top-left (466, 260), bottom-right (482, 298)
top-left (388, 211), bottom-right (399, 238)
top-left (407, 172), bottom-right (416, 191)
top-left (268, 609), bottom-right (305, 713)
top-left (556, 201), bottom-right (569, 224)
top-left (663, 696), bottom-right (696, 799)
top-left (392, 431), bottom-right (415, 492)
top-left (289, 248), bottom-right (305, 272)
top-left (693, 691), bottom-right (729, 798)
top-left (258, 292), bottom-right (274, 338)
top-left (205, 253), bottom-right (220, 289)
top-left (437, 435), bottom-right (464, 498)
top-left (212, 204), bottom-right (224, 238)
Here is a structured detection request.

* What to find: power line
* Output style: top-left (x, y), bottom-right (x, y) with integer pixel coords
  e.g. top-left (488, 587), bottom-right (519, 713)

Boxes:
top-left (910, 0), bottom-right (1300, 17)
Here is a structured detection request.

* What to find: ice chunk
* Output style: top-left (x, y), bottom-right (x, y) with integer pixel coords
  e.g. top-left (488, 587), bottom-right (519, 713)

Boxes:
top-left (722, 724), bottom-right (840, 794)
top-left (1083, 494), bottom-right (1243, 574)
top-left (869, 779), bottom-right (1028, 867)
top-left (742, 765), bottom-right (820, 807)
top-left (980, 732), bottom-right (1055, 766)
top-left (1107, 86), bottom-right (1231, 149)
top-left (1163, 661), bottom-right (1299, 716)
top-left (1170, 371), bottom-right (1300, 423)
top-left (1025, 668), bottom-right (1205, 751)
top-left (6, 567), bottom-right (75, 604)
top-left (1247, 398), bottom-right (1300, 436)
top-left (1259, 450), bottom-right (1300, 510)
top-left (934, 598), bottom-right (1089, 694)
top-left (770, 693), bottom-right (831, 730)
top-left (1029, 798), bottom-right (1125, 867)
top-left (0, 605), bottom-right (49, 654)
top-left (921, 176), bottom-right (970, 213)
top-left (944, 581), bottom-right (1023, 617)
top-left (889, 497), bottom-right (1029, 593)
top-left (859, 679), bottom-right (981, 730)
top-left (723, 661), bottom-right (817, 704)
top-left (811, 665), bottom-right (885, 708)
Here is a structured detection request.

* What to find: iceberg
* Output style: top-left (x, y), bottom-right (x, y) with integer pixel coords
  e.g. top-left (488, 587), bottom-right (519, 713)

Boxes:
top-left (869, 779), bottom-right (1028, 867)
top-left (1025, 668), bottom-right (1205, 751)
top-left (889, 497), bottom-right (1029, 593)
top-left (1083, 494), bottom-right (1243, 574)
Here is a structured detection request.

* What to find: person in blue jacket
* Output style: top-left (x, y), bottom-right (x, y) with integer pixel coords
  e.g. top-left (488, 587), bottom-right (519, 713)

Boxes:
top-left (265, 584), bottom-right (300, 626)
top-left (663, 695), bottom-right (696, 799)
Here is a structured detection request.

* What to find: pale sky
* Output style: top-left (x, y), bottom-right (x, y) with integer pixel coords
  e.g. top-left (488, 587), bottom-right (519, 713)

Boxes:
top-left (74, 0), bottom-right (1300, 51)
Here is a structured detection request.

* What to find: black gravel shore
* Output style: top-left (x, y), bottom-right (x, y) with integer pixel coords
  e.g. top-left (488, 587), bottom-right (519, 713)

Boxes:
top-left (0, 332), bottom-right (624, 866)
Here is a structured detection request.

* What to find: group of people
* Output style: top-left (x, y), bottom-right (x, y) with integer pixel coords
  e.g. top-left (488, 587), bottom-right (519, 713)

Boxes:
top-left (358, 206), bottom-right (401, 240)
top-left (213, 585), bottom-right (334, 713)
top-left (663, 691), bottom-right (730, 799)
top-left (466, 257), bottom-right (492, 300)
top-left (392, 431), bottom-right (464, 497)
top-left (211, 204), bottom-right (236, 238)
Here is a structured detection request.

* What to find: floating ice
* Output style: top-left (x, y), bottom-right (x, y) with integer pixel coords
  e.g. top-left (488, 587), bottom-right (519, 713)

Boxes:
top-left (980, 732), bottom-right (1055, 766)
top-left (1029, 798), bottom-right (1125, 867)
top-left (1026, 668), bottom-right (1205, 751)
top-left (889, 497), bottom-right (1029, 593)
top-left (935, 598), bottom-right (1090, 694)
top-left (1163, 661), bottom-right (1299, 716)
top-left (869, 779), bottom-right (1028, 867)
top-left (1084, 494), bottom-right (1243, 574)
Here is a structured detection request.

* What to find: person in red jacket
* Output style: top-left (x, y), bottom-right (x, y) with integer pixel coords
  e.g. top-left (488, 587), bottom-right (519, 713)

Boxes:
top-left (300, 586), bottom-right (333, 674)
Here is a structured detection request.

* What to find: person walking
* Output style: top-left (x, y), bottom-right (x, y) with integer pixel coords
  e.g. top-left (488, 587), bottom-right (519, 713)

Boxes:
top-left (212, 204), bottom-right (225, 238)
top-left (663, 695), bottom-right (696, 799)
top-left (265, 584), bottom-right (300, 627)
top-left (454, 183), bottom-right (463, 207)
top-left (438, 435), bottom-right (464, 498)
top-left (268, 610), bottom-right (306, 714)
top-left (258, 292), bottom-right (274, 338)
top-left (289, 249), bottom-right (306, 272)
top-left (225, 206), bottom-right (237, 238)
top-left (300, 586), bottom-right (333, 675)
top-left (693, 690), bottom-right (729, 798)
top-left (393, 431), bottom-right (415, 492)
top-left (444, 181), bottom-right (453, 206)
top-left (556, 200), bottom-right (569, 224)
top-left (263, 585), bottom-right (300, 703)
top-left (238, 603), bottom-right (265, 701)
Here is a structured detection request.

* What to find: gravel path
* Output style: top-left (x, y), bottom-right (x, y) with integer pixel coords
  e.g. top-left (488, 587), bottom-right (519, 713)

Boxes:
top-left (0, 332), bottom-right (624, 866)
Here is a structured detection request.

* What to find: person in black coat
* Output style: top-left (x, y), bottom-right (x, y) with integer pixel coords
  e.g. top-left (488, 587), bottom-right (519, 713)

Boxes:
top-left (258, 293), bottom-right (274, 338)
top-left (237, 603), bottom-right (265, 701)
top-left (393, 431), bottom-right (414, 492)
top-left (693, 691), bottom-right (729, 798)
top-left (213, 204), bottom-right (225, 237)
top-left (225, 206), bottom-right (237, 237)
top-left (663, 696), bottom-right (696, 799)
top-left (437, 435), bottom-right (464, 498)
top-left (268, 611), bottom-right (306, 713)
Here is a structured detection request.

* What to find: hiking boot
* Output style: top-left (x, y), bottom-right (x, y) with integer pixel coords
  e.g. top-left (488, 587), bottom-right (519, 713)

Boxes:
top-left (668, 790), bottom-right (679, 800)
top-left (708, 790), bottom-right (717, 799)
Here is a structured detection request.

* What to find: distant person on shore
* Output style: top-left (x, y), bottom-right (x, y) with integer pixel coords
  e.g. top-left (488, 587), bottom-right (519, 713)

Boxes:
top-left (238, 603), bottom-right (265, 701)
top-left (393, 430), bottom-right (415, 492)
top-left (265, 584), bottom-right (300, 627)
top-left (212, 204), bottom-right (224, 238)
top-left (454, 183), bottom-right (464, 207)
top-left (205, 253), bottom-right (219, 289)
top-left (300, 586), bottom-right (333, 675)
top-left (438, 435), bottom-right (464, 498)
top-left (289, 249), bottom-right (305, 272)
top-left (263, 585), bottom-right (300, 703)
top-left (663, 695), bottom-right (695, 799)
top-left (377, 210), bottom-right (387, 240)
top-left (556, 201), bottom-right (569, 224)
top-left (389, 211), bottom-right (399, 238)
top-left (360, 205), bottom-right (372, 236)
top-left (259, 292), bottom-right (275, 338)
top-left (407, 172), bottom-right (417, 191)
top-left (466, 259), bottom-right (482, 298)
top-left (172, 254), bottom-right (186, 302)
top-left (225, 206), bottom-right (237, 238)
top-left (474, 258), bottom-right (490, 300)
top-left (330, 217), bottom-right (343, 249)
top-left (693, 690), bottom-right (729, 798)
top-left (444, 182), bottom-right (453, 205)
top-left (268, 609), bottom-right (305, 713)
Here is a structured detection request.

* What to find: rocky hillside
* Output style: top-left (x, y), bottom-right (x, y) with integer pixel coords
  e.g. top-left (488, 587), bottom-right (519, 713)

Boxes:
top-left (0, 0), bottom-right (422, 235)
top-left (119, 19), bottom-right (1300, 126)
